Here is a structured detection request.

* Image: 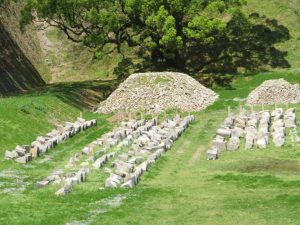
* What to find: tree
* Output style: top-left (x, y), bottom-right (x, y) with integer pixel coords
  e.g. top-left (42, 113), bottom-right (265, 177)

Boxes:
top-left (21, 0), bottom-right (290, 86)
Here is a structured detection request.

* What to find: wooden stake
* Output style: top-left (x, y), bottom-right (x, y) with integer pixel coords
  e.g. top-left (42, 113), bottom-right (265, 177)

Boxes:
top-left (228, 106), bottom-right (231, 115)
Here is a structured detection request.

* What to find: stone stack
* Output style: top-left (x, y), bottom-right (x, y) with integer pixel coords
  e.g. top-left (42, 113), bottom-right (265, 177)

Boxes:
top-left (5, 118), bottom-right (97, 164)
top-left (256, 111), bottom-right (271, 149)
top-left (37, 118), bottom-right (151, 194)
top-left (206, 114), bottom-right (234, 160)
top-left (271, 108), bottom-right (285, 147)
top-left (81, 119), bottom-right (154, 156)
top-left (207, 107), bottom-right (298, 160)
top-left (105, 115), bottom-right (195, 188)
top-left (37, 115), bottom-right (194, 195)
top-left (55, 168), bottom-right (89, 196)
top-left (36, 170), bottom-right (64, 188)
top-left (227, 110), bottom-right (248, 151)
top-left (245, 112), bottom-right (259, 149)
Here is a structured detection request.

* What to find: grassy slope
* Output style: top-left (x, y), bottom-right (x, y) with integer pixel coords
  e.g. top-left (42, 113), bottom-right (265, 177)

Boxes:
top-left (0, 70), bottom-right (299, 225)
top-left (244, 0), bottom-right (300, 68)
top-left (0, 2), bottom-right (299, 224)
top-left (41, 28), bottom-right (122, 83)
top-left (38, 0), bottom-right (300, 83)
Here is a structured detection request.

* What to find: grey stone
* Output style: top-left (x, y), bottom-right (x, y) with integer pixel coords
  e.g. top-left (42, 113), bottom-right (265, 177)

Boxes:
top-left (121, 180), bottom-right (135, 188)
top-left (234, 117), bottom-right (246, 129)
top-left (5, 150), bottom-right (18, 159)
top-left (36, 180), bottom-right (50, 188)
top-left (227, 137), bottom-right (240, 151)
top-left (256, 138), bottom-right (267, 149)
top-left (55, 184), bottom-right (72, 196)
top-left (216, 128), bottom-right (231, 138)
top-left (231, 127), bottom-right (245, 138)
top-left (93, 155), bottom-right (108, 169)
top-left (212, 139), bottom-right (226, 152)
top-left (82, 147), bottom-right (92, 155)
top-left (15, 145), bottom-right (26, 156)
top-left (207, 149), bottom-right (218, 160)
top-left (104, 168), bottom-right (112, 174)
top-left (15, 156), bottom-right (27, 164)
top-left (105, 177), bottom-right (119, 188)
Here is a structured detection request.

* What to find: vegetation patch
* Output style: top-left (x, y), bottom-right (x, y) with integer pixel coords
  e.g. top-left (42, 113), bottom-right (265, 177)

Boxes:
top-left (213, 173), bottom-right (300, 188)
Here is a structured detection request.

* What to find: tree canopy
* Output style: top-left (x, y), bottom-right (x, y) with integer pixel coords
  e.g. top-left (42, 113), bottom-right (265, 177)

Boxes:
top-left (21, 0), bottom-right (290, 86)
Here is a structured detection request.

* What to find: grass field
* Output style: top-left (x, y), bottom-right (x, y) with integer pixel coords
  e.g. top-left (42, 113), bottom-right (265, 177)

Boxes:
top-left (0, 69), bottom-right (299, 225)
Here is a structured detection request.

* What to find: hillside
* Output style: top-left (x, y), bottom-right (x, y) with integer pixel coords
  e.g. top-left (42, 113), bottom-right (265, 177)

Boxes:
top-left (0, 70), bottom-right (299, 224)
top-left (1, 0), bottom-right (299, 89)
top-left (29, 0), bottom-right (300, 83)
top-left (1, 0), bottom-right (298, 87)
top-left (0, 22), bottom-right (45, 95)
top-left (0, 0), bottom-right (50, 95)
top-left (245, 0), bottom-right (300, 68)
top-left (0, 0), bottom-right (50, 82)
top-left (0, 1), bottom-right (299, 224)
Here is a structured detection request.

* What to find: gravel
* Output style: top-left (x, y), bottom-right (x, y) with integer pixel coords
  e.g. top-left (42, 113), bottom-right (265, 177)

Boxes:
top-left (97, 72), bottom-right (218, 114)
top-left (246, 79), bottom-right (300, 105)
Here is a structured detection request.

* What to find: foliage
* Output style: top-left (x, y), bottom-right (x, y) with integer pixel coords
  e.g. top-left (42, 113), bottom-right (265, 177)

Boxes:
top-left (21, 0), bottom-right (290, 85)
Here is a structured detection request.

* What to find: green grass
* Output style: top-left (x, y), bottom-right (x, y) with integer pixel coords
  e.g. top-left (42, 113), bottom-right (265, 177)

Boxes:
top-left (0, 70), bottom-right (300, 225)
top-left (138, 75), bottom-right (173, 86)
top-left (244, 0), bottom-right (300, 68)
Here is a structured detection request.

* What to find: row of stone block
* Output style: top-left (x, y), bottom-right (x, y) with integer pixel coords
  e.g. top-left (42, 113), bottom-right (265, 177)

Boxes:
top-left (5, 118), bottom-right (97, 164)
top-left (207, 108), bottom-right (298, 160)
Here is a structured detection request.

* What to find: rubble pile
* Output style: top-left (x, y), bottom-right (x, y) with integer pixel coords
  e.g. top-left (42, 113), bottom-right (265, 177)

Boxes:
top-left (97, 72), bottom-right (218, 114)
top-left (247, 79), bottom-right (300, 105)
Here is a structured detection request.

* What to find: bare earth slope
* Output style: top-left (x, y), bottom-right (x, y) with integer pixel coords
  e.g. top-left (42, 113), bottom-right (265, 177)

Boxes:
top-left (0, 22), bottom-right (45, 95)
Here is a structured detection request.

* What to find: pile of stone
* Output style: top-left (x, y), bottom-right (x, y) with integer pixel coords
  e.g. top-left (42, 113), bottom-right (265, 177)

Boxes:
top-left (54, 168), bottom-right (89, 196)
top-left (97, 72), bottom-right (218, 114)
top-left (37, 118), bottom-right (159, 195)
top-left (83, 119), bottom-right (157, 156)
top-left (245, 111), bottom-right (259, 149)
top-left (207, 108), bottom-right (298, 160)
top-left (271, 108), bottom-right (285, 147)
top-left (247, 79), bottom-right (300, 105)
top-left (105, 115), bottom-right (195, 188)
top-left (36, 152), bottom-right (114, 195)
top-left (36, 170), bottom-right (64, 188)
top-left (255, 111), bottom-right (271, 149)
top-left (4, 118), bottom-right (97, 164)
top-left (207, 114), bottom-right (234, 160)
top-left (227, 109), bottom-right (248, 151)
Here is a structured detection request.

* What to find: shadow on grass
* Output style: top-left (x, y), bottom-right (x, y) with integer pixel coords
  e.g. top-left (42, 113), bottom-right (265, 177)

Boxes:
top-left (213, 173), bottom-right (300, 188)
top-left (24, 79), bottom-right (120, 110)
